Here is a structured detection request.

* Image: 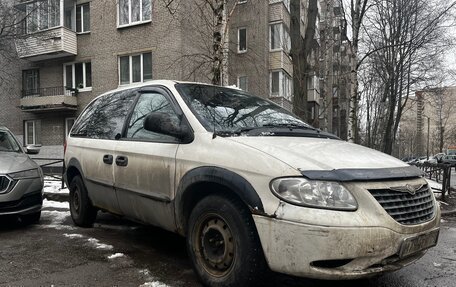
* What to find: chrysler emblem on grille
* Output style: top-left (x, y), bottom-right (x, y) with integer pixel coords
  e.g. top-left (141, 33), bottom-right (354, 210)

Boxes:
top-left (389, 184), bottom-right (423, 195)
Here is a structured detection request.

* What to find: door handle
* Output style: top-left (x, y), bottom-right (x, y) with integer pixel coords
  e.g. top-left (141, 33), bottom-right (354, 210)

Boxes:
top-left (115, 156), bottom-right (128, 167)
top-left (103, 154), bottom-right (113, 165)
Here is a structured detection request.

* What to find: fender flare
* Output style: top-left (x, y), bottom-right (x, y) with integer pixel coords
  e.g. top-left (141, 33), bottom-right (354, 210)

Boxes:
top-left (174, 166), bottom-right (264, 234)
top-left (64, 158), bottom-right (85, 186)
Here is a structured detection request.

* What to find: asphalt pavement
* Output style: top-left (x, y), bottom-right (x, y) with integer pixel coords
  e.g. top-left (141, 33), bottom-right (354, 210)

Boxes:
top-left (1, 196), bottom-right (456, 287)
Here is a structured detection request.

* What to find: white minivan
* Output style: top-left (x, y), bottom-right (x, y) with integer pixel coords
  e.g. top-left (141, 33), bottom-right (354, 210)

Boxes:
top-left (64, 80), bottom-right (440, 287)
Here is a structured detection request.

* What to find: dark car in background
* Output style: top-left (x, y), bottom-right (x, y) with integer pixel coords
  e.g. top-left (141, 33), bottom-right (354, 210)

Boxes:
top-left (0, 126), bottom-right (43, 224)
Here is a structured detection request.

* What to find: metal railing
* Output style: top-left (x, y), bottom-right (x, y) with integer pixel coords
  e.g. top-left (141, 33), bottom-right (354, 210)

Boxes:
top-left (31, 157), bottom-right (65, 189)
top-left (22, 86), bottom-right (76, 98)
top-left (413, 162), bottom-right (454, 200)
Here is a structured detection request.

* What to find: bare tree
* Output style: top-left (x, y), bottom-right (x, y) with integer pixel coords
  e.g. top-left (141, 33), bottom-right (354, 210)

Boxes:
top-left (290, 0), bottom-right (319, 122)
top-left (161, 0), bottom-right (242, 85)
top-left (358, 0), bottom-right (456, 154)
top-left (0, 1), bottom-right (25, 86)
top-left (342, 0), bottom-right (370, 143)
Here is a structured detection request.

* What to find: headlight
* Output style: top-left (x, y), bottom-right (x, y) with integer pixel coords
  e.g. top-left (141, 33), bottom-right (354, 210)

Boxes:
top-left (270, 177), bottom-right (358, 211)
top-left (8, 168), bottom-right (40, 179)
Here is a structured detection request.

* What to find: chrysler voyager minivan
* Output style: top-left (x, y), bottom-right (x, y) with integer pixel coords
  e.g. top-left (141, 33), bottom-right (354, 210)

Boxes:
top-left (64, 80), bottom-right (440, 287)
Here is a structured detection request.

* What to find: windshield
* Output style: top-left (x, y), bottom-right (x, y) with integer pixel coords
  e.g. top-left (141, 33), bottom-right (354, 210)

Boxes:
top-left (176, 84), bottom-right (310, 134)
top-left (0, 130), bottom-right (22, 153)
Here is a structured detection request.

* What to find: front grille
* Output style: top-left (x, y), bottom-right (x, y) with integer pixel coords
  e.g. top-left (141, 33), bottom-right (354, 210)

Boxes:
top-left (369, 185), bottom-right (435, 225)
top-left (0, 175), bottom-right (12, 193)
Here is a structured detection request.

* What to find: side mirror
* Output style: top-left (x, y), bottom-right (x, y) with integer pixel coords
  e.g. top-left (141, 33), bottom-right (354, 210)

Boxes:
top-left (143, 112), bottom-right (192, 141)
top-left (26, 144), bottom-right (41, 155)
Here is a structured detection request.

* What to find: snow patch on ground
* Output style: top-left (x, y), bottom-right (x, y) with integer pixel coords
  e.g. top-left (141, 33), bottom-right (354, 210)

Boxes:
top-left (138, 270), bottom-right (172, 287)
top-left (43, 199), bottom-right (69, 209)
top-left (40, 210), bottom-right (74, 230)
top-left (426, 178), bottom-right (443, 191)
top-left (87, 238), bottom-right (114, 250)
top-left (44, 178), bottom-right (69, 194)
top-left (140, 282), bottom-right (171, 287)
top-left (63, 233), bottom-right (84, 239)
top-left (108, 253), bottom-right (125, 259)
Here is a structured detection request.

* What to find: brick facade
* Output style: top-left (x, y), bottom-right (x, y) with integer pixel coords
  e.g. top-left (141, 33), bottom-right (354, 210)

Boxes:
top-left (0, 0), bottom-right (303, 157)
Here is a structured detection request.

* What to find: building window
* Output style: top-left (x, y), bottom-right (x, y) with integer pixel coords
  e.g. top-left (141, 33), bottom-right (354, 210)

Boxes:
top-left (24, 120), bottom-right (40, 146)
top-left (238, 76), bottom-right (248, 91)
top-left (76, 3), bottom-right (90, 33)
top-left (22, 69), bottom-right (40, 96)
top-left (64, 62), bottom-right (92, 91)
top-left (118, 0), bottom-right (152, 27)
top-left (65, 118), bottom-right (75, 139)
top-left (270, 70), bottom-right (292, 100)
top-left (271, 71), bottom-right (280, 95)
top-left (270, 23), bottom-right (291, 52)
top-left (238, 28), bottom-right (247, 53)
top-left (26, 0), bottom-right (60, 33)
top-left (119, 52), bottom-right (153, 85)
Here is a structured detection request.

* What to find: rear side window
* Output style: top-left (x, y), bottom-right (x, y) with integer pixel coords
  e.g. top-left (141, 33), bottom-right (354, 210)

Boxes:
top-left (71, 90), bottom-right (135, 139)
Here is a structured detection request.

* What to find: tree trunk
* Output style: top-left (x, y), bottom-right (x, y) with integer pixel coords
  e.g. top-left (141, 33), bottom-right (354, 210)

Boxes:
top-left (220, 0), bottom-right (229, 86)
top-left (211, 0), bottom-right (224, 85)
top-left (291, 0), bottom-right (318, 122)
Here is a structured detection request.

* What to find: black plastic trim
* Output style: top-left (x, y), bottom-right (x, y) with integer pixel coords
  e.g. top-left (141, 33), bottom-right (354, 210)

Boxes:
top-left (175, 166), bottom-right (263, 233)
top-left (116, 187), bottom-right (171, 203)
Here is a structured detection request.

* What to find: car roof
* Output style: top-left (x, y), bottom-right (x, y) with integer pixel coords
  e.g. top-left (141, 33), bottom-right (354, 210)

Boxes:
top-left (97, 80), bottom-right (233, 96)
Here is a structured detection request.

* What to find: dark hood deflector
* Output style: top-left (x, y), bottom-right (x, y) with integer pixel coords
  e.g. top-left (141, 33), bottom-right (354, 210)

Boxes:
top-left (300, 166), bottom-right (423, 182)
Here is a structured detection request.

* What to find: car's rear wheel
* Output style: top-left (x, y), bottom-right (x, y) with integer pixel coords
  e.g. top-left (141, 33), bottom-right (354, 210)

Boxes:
top-left (187, 194), bottom-right (265, 287)
top-left (69, 175), bottom-right (97, 227)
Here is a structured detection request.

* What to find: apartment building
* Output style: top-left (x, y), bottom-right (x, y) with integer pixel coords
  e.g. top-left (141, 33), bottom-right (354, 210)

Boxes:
top-left (397, 87), bottom-right (456, 158)
top-left (0, 0), bottom-right (305, 155)
top-left (318, 0), bottom-right (351, 140)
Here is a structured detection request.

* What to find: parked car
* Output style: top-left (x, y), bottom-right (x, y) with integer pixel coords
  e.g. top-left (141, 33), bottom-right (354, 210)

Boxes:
top-left (0, 126), bottom-right (43, 224)
top-left (425, 153), bottom-right (445, 164)
top-left (64, 81), bottom-right (440, 286)
top-left (441, 154), bottom-right (456, 165)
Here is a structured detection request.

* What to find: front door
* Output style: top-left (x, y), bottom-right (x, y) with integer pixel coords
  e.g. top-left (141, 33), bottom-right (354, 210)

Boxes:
top-left (114, 88), bottom-right (181, 231)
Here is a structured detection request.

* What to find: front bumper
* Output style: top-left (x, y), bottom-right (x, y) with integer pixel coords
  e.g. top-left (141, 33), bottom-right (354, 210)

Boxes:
top-left (254, 215), bottom-right (440, 280)
top-left (0, 177), bottom-right (43, 216)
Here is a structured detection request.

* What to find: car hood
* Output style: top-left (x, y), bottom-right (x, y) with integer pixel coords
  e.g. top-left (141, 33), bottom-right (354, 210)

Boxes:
top-left (227, 137), bottom-right (408, 171)
top-left (0, 152), bottom-right (39, 174)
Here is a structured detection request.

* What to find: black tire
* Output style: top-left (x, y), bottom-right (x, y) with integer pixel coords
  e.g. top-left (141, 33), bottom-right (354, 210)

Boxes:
top-left (187, 194), bottom-right (266, 287)
top-left (69, 175), bottom-right (97, 227)
top-left (21, 211), bottom-right (41, 225)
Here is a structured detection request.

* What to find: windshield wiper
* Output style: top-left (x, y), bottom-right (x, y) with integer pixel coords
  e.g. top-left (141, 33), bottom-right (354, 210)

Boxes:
top-left (215, 124), bottom-right (321, 137)
top-left (261, 123), bottom-right (319, 131)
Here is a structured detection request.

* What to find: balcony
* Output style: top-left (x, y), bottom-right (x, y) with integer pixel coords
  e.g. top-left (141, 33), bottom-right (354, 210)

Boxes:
top-left (15, 27), bottom-right (77, 61)
top-left (20, 86), bottom-right (78, 112)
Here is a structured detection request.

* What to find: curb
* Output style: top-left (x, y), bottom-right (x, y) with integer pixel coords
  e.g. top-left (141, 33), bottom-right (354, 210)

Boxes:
top-left (442, 209), bottom-right (456, 216)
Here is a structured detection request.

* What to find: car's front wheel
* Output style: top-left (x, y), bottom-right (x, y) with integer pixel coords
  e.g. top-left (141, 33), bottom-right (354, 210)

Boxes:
top-left (187, 194), bottom-right (265, 287)
top-left (69, 175), bottom-right (97, 227)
